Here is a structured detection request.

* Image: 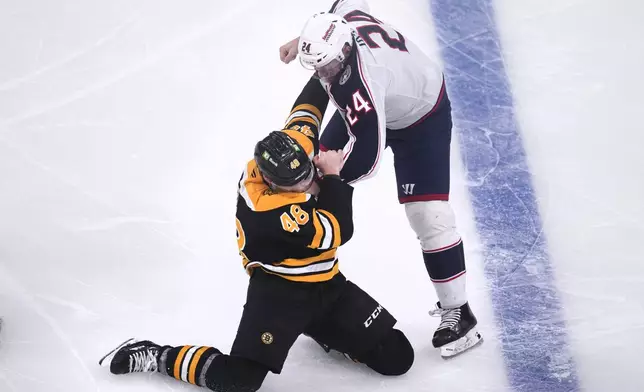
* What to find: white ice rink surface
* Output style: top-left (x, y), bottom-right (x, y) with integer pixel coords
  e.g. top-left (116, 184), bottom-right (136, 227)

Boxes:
top-left (0, 0), bottom-right (643, 391)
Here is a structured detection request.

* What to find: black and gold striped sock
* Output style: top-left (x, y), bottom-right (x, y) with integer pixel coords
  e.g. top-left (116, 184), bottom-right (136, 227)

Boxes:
top-left (157, 345), bottom-right (222, 387)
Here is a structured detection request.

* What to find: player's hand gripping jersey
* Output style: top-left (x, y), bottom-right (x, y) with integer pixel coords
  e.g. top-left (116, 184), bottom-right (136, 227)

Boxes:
top-left (316, 0), bottom-right (446, 183)
top-left (235, 78), bottom-right (354, 282)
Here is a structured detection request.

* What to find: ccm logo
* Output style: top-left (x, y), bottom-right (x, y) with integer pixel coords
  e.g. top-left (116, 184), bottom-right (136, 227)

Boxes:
top-left (364, 305), bottom-right (384, 328)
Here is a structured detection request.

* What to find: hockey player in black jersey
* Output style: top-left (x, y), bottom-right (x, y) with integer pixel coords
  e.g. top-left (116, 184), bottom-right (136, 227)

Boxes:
top-left (98, 77), bottom-right (414, 391)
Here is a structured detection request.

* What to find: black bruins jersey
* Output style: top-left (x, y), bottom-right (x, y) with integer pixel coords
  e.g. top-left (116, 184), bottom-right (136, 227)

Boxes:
top-left (235, 78), bottom-right (354, 282)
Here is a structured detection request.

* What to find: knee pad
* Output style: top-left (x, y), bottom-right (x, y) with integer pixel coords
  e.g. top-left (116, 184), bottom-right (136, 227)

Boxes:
top-left (405, 201), bottom-right (460, 251)
top-left (361, 329), bottom-right (414, 376)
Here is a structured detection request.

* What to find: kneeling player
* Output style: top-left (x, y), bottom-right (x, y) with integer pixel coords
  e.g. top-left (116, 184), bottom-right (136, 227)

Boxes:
top-left (99, 78), bottom-right (414, 391)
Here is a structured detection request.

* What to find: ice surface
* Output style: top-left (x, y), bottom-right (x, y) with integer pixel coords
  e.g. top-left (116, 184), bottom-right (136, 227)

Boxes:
top-left (0, 0), bottom-right (642, 391)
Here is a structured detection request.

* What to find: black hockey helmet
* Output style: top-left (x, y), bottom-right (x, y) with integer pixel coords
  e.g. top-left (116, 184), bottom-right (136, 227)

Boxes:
top-left (254, 131), bottom-right (313, 187)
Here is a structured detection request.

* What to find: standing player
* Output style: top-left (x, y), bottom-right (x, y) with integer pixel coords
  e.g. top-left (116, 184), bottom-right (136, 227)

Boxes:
top-left (98, 77), bottom-right (414, 391)
top-left (279, 0), bottom-right (482, 357)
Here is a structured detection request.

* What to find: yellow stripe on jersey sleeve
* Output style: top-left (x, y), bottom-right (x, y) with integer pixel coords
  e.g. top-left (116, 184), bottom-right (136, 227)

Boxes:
top-left (285, 116), bottom-right (318, 130)
top-left (318, 209), bottom-right (342, 249)
top-left (308, 209), bottom-right (324, 249)
top-left (290, 104), bottom-right (323, 122)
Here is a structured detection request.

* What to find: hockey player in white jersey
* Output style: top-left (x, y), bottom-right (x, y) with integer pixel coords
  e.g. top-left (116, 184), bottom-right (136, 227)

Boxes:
top-left (279, 0), bottom-right (482, 357)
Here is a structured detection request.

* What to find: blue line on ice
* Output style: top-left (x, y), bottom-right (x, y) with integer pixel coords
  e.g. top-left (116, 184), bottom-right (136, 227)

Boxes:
top-left (429, 1), bottom-right (580, 390)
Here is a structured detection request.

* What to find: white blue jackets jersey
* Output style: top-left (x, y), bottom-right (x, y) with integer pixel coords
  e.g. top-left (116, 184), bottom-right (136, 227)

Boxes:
top-left (323, 0), bottom-right (445, 183)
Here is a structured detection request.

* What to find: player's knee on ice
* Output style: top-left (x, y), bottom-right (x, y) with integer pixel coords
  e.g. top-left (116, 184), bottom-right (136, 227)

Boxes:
top-left (360, 329), bottom-right (414, 376)
top-left (205, 355), bottom-right (269, 392)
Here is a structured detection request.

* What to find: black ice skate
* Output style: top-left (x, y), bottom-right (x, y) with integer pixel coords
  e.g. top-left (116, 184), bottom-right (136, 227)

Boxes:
top-left (429, 302), bottom-right (482, 358)
top-left (99, 338), bottom-right (161, 374)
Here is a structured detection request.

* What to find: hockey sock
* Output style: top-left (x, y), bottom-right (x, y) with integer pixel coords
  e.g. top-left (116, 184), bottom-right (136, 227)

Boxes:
top-left (158, 345), bottom-right (268, 392)
top-left (422, 240), bottom-right (467, 308)
top-left (158, 345), bottom-right (222, 387)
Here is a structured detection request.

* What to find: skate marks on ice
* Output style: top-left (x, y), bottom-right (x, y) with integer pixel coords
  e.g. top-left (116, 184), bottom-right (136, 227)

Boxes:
top-left (0, 0), bottom-right (258, 130)
top-left (430, 0), bottom-right (579, 391)
top-left (0, 264), bottom-right (102, 392)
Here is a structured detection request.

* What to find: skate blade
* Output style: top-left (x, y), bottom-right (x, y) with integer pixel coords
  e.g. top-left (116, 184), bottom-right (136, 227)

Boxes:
top-left (99, 338), bottom-right (137, 367)
top-left (439, 329), bottom-right (483, 359)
